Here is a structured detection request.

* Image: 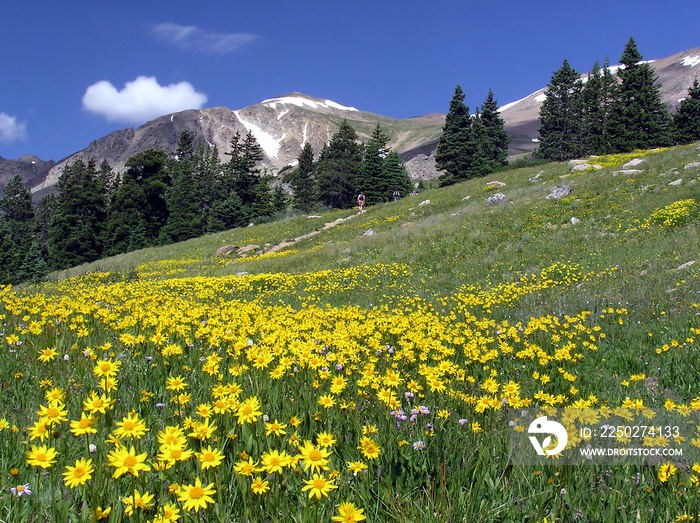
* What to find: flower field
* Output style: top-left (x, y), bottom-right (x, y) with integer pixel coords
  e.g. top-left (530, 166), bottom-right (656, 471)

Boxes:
top-left (2, 145), bottom-right (700, 521)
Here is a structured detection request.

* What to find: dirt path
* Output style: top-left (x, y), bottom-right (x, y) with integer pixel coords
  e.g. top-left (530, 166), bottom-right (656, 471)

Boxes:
top-left (265, 212), bottom-right (360, 253)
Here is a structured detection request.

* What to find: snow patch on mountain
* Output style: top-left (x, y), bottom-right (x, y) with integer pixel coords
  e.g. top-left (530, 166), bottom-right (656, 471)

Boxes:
top-left (262, 95), bottom-right (358, 112)
top-left (534, 94), bottom-right (547, 103)
top-left (234, 110), bottom-right (284, 159)
top-left (301, 121), bottom-right (309, 147)
top-left (682, 56), bottom-right (700, 68)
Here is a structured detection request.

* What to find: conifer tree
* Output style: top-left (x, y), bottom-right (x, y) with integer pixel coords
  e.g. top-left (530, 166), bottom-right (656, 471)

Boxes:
top-left (536, 59), bottom-right (585, 161)
top-left (290, 142), bottom-right (318, 212)
top-left (103, 178), bottom-right (147, 256)
top-left (223, 131), bottom-right (266, 220)
top-left (316, 120), bottom-right (362, 208)
top-left (125, 149), bottom-right (170, 244)
top-left (479, 89), bottom-right (510, 168)
top-left (610, 37), bottom-right (672, 151)
top-left (673, 78), bottom-right (700, 144)
top-left (436, 85), bottom-right (486, 186)
top-left (0, 175), bottom-right (35, 282)
top-left (48, 159), bottom-right (106, 270)
top-left (357, 124), bottom-right (390, 203)
top-left (161, 134), bottom-right (204, 243)
top-left (581, 59), bottom-right (618, 155)
top-left (382, 151), bottom-right (411, 199)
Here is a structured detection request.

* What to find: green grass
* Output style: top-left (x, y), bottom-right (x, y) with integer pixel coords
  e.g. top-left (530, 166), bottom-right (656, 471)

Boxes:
top-left (4, 142), bottom-right (700, 522)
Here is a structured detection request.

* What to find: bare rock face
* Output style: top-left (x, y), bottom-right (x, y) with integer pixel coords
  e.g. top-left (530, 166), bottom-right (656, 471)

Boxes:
top-left (404, 152), bottom-right (442, 180)
top-left (0, 155), bottom-right (55, 199)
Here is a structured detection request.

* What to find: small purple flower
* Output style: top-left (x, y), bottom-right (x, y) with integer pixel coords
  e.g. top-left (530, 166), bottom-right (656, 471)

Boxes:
top-left (155, 403), bottom-right (166, 408)
top-left (404, 392), bottom-right (414, 399)
top-left (458, 419), bottom-right (469, 426)
top-left (335, 364), bottom-right (343, 370)
top-left (413, 440), bottom-right (425, 451)
top-left (10, 484), bottom-right (31, 497)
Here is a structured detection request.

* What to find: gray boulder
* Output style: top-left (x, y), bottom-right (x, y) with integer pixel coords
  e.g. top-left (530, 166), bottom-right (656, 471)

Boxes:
top-left (485, 193), bottom-right (507, 205)
top-left (215, 245), bottom-right (237, 256)
top-left (623, 158), bottom-right (646, 169)
top-left (545, 186), bottom-right (573, 199)
top-left (571, 163), bottom-right (591, 173)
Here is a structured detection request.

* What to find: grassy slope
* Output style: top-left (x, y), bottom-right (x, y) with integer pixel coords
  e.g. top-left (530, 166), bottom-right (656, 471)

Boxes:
top-left (32, 142), bottom-right (700, 521)
top-left (55, 143), bottom-right (700, 387)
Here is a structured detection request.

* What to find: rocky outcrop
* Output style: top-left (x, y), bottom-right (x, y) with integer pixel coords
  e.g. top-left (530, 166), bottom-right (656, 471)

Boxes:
top-left (485, 193), bottom-right (508, 205)
top-left (0, 155), bottom-right (55, 199)
top-left (546, 186), bottom-right (573, 199)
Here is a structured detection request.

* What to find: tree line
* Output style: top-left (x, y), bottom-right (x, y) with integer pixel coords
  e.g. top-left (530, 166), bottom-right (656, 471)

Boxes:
top-left (0, 121), bottom-right (411, 284)
top-left (284, 121), bottom-right (411, 211)
top-left (434, 87), bottom-right (510, 186)
top-left (536, 37), bottom-right (700, 161)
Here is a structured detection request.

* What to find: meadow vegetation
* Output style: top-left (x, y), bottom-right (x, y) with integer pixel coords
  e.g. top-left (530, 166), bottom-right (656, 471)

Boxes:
top-left (1, 143), bottom-right (700, 521)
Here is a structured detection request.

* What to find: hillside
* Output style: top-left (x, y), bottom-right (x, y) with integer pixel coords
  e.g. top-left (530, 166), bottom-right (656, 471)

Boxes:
top-left (3, 142), bottom-right (700, 520)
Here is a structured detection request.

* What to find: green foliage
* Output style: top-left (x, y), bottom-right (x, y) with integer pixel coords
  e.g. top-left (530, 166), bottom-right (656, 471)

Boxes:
top-left (161, 145), bottom-right (205, 244)
top-left (436, 86), bottom-right (509, 186)
top-left (673, 77), bottom-right (700, 144)
top-left (290, 142), bottom-right (318, 212)
top-left (478, 89), bottom-right (510, 168)
top-left (317, 120), bottom-right (362, 208)
top-left (0, 175), bottom-right (35, 283)
top-left (610, 37), bottom-right (673, 151)
top-left (581, 59), bottom-right (618, 155)
top-left (535, 59), bottom-right (585, 161)
top-left (48, 159), bottom-right (107, 270)
top-left (436, 85), bottom-right (488, 186)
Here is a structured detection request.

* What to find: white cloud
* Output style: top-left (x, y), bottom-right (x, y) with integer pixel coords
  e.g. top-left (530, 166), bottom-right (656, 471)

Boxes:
top-left (0, 113), bottom-right (28, 144)
top-left (151, 23), bottom-right (257, 54)
top-left (82, 76), bottom-right (207, 123)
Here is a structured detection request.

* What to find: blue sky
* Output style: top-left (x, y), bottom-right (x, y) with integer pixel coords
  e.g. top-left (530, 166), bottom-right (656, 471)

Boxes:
top-left (2, 1), bottom-right (699, 162)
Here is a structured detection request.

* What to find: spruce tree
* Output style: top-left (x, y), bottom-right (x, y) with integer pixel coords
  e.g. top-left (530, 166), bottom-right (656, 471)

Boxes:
top-left (581, 59), bottom-right (618, 155)
top-left (382, 151), bottom-right (411, 199)
top-left (357, 124), bottom-right (390, 203)
top-left (316, 120), bottom-right (362, 208)
top-left (48, 159), bottom-right (106, 270)
top-left (223, 131), bottom-right (265, 220)
top-left (103, 175), bottom-right (148, 256)
top-left (122, 149), bottom-right (170, 245)
top-left (0, 175), bottom-right (35, 282)
top-left (436, 85), bottom-right (486, 186)
top-left (536, 59), bottom-right (585, 161)
top-left (673, 78), bottom-right (700, 144)
top-left (479, 89), bottom-right (510, 168)
top-left (161, 162), bottom-right (204, 243)
top-left (610, 37), bottom-right (672, 152)
top-left (209, 193), bottom-right (248, 232)
top-left (290, 142), bottom-right (318, 212)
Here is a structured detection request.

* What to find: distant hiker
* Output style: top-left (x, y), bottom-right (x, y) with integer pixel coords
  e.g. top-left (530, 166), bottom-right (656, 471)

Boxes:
top-left (393, 190), bottom-right (400, 202)
top-left (357, 193), bottom-right (365, 211)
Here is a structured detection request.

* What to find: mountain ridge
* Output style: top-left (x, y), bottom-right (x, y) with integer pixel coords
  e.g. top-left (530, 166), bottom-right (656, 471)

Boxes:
top-left (7, 46), bottom-right (700, 198)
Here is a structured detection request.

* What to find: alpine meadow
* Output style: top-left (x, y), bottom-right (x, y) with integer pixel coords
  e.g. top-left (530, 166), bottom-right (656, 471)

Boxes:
top-left (2, 37), bottom-right (700, 523)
